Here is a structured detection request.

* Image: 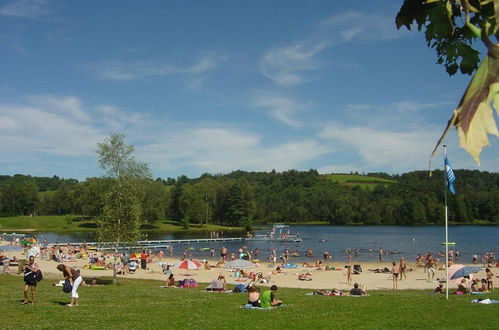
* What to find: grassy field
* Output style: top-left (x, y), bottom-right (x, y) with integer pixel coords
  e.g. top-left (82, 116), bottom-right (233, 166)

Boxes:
top-left (0, 215), bottom-right (244, 234)
top-left (1, 275), bottom-right (497, 329)
top-left (322, 174), bottom-right (397, 190)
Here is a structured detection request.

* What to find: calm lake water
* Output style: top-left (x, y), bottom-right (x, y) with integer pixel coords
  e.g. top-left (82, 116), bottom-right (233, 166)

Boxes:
top-left (33, 225), bottom-right (499, 263)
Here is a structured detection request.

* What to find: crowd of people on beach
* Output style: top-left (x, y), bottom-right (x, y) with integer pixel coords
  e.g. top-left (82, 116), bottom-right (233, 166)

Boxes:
top-left (1, 235), bottom-right (497, 308)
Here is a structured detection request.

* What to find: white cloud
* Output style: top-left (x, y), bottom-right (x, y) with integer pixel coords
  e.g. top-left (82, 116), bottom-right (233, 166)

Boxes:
top-left (0, 105), bottom-right (103, 156)
top-left (252, 92), bottom-right (310, 127)
top-left (319, 12), bottom-right (406, 42)
top-left (29, 95), bottom-right (90, 121)
top-left (92, 54), bottom-right (223, 81)
top-left (139, 127), bottom-right (331, 174)
top-left (259, 41), bottom-right (328, 86)
top-left (0, 0), bottom-right (50, 18)
top-left (259, 11), bottom-right (413, 86)
top-left (319, 122), bottom-right (439, 170)
top-left (0, 96), bottom-right (152, 158)
top-left (0, 94), bottom-right (334, 177)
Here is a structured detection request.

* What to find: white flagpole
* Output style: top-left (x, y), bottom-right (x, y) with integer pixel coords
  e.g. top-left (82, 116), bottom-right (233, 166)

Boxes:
top-left (443, 145), bottom-right (449, 300)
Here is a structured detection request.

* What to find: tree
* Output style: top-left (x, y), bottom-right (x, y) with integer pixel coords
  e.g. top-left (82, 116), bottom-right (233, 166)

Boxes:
top-left (396, 0), bottom-right (498, 164)
top-left (96, 133), bottom-right (151, 284)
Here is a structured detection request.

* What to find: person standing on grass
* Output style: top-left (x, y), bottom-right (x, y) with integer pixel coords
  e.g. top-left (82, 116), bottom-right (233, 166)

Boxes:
top-left (57, 264), bottom-right (82, 307)
top-left (22, 256), bottom-right (39, 305)
top-left (391, 261), bottom-right (399, 290)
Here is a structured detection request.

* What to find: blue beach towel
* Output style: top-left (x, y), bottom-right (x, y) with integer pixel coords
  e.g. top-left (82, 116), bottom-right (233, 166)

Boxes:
top-left (282, 263), bottom-right (299, 269)
top-left (241, 304), bottom-right (286, 310)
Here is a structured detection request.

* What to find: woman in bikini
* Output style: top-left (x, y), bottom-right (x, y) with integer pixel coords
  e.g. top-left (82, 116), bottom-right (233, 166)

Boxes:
top-left (391, 261), bottom-right (399, 290)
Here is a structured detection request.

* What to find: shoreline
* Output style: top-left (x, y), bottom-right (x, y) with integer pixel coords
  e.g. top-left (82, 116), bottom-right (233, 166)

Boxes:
top-left (2, 240), bottom-right (493, 292)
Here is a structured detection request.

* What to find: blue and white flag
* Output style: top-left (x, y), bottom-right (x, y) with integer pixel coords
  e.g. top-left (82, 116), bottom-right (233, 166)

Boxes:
top-left (444, 151), bottom-right (456, 195)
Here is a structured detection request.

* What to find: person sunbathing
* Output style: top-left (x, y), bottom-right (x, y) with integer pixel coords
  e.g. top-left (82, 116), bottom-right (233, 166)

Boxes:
top-left (217, 273), bottom-right (228, 291)
top-left (313, 289), bottom-right (331, 295)
top-left (247, 285), bottom-right (261, 307)
top-left (455, 280), bottom-right (468, 294)
top-left (434, 283), bottom-right (444, 294)
top-left (298, 273), bottom-right (312, 281)
top-left (471, 279), bottom-right (480, 292)
top-left (261, 285), bottom-right (282, 308)
top-left (165, 274), bottom-right (176, 287)
top-left (349, 283), bottom-right (367, 296)
top-left (479, 279), bottom-right (489, 292)
top-left (272, 265), bottom-right (282, 275)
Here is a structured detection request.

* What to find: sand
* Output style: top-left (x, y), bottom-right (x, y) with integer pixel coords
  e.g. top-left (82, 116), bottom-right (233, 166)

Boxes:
top-left (1, 240), bottom-right (491, 292)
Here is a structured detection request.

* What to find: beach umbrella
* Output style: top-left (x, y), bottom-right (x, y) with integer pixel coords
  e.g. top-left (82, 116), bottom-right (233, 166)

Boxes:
top-left (206, 280), bottom-right (225, 291)
top-left (20, 240), bottom-right (32, 246)
top-left (176, 259), bottom-right (201, 270)
top-left (450, 266), bottom-right (481, 280)
top-left (0, 245), bottom-right (23, 252)
top-left (224, 259), bottom-right (256, 269)
top-left (27, 246), bottom-right (41, 258)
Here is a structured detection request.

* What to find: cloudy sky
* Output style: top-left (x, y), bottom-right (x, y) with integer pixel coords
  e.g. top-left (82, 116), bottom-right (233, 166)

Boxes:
top-left (1, 0), bottom-right (497, 180)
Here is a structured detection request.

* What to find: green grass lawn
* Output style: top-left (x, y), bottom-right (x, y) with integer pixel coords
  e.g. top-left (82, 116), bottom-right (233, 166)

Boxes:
top-left (1, 275), bottom-right (497, 329)
top-left (0, 215), bottom-right (244, 234)
top-left (322, 174), bottom-right (397, 191)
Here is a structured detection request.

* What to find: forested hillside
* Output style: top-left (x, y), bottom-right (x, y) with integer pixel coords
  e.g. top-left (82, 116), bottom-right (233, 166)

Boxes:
top-left (0, 170), bottom-right (498, 227)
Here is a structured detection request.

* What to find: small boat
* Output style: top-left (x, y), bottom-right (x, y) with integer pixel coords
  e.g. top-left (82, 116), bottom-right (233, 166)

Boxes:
top-left (246, 224), bottom-right (302, 242)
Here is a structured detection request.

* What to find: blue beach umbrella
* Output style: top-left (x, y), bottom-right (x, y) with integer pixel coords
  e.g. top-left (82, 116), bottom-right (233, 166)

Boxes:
top-left (450, 266), bottom-right (481, 280)
top-left (0, 245), bottom-right (23, 252)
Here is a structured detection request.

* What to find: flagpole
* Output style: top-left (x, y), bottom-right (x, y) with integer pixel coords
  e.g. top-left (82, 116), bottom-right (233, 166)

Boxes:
top-left (443, 145), bottom-right (449, 300)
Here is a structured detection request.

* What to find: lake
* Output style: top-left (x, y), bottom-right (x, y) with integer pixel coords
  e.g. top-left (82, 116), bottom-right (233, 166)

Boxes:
top-left (33, 225), bottom-right (499, 263)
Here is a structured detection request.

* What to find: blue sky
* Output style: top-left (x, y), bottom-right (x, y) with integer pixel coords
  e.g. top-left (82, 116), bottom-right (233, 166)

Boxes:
top-left (1, 0), bottom-right (497, 180)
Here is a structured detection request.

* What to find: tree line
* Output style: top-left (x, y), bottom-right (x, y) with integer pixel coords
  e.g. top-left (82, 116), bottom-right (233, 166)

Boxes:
top-left (0, 169), bottom-right (498, 227)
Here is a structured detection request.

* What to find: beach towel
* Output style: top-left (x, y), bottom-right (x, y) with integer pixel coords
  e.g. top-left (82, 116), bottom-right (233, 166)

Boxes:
top-left (282, 263), bottom-right (299, 269)
top-left (233, 283), bottom-right (246, 292)
top-left (241, 304), bottom-right (285, 310)
top-left (306, 292), bottom-right (369, 297)
top-left (471, 299), bottom-right (499, 304)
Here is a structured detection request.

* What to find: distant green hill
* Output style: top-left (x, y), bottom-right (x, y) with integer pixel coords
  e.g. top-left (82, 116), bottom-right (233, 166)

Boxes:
top-left (322, 173), bottom-right (397, 190)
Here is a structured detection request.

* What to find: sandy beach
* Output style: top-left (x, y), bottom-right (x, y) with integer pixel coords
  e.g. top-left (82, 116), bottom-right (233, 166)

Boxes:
top-left (2, 240), bottom-right (493, 292)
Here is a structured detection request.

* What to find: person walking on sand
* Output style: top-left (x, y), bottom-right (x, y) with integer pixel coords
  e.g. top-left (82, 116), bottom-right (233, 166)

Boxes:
top-left (399, 257), bottom-right (407, 280)
top-left (426, 256), bottom-right (435, 281)
top-left (57, 264), bottom-right (82, 307)
top-left (346, 265), bottom-right (352, 285)
top-left (22, 256), bottom-right (39, 305)
top-left (391, 261), bottom-right (399, 290)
